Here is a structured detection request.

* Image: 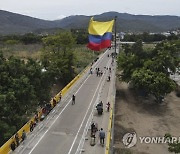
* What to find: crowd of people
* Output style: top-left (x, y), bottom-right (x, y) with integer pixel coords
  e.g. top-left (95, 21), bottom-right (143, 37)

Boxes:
top-left (90, 100), bottom-right (111, 146)
top-left (89, 51), bottom-right (114, 146)
top-left (9, 51), bottom-right (115, 152)
top-left (10, 93), bottom-right (62, 152)
top-left (90, 122), bottom-right (106, 146)
top-left (10, 130), bottom-right (26, 152)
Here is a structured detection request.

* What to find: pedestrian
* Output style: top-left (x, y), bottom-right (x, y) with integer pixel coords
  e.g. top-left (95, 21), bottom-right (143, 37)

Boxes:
top-left (42, 106), bottom-right (46, 115)
top-left (46, 103), bottom-right (52, 114)
top-left (90, 68), bottom-right (93, 74)
top-left (59, 92), bottom-right (62, 100)
top-left (106, 102), bottom-right (110, 112)
top-left (91, 131), bottom-right (96, 145)
top-left (96, 70), bottom-right (99, 77)
top-left (34, 113), bottom-right (39, 123)
top-left (95, 123), bottom-right (98, 132)
top-left (112, 59), bottom-right (114, 65)
top-left (99, 101), bottom-right (103, 107)
top-left (10, 139), bottom-right (16, 151)
top-left (72, 94), bottom-right (75, 105)
top-left (99, 128), bottom-right (105, 145)
top-left (15, 133), bottom-right (19, 146)
top-left (107, 75), bottom-right (110, 82)
top-left (109, 67), bottom-right (111, 73)
top-left (30, 121), bottom-right (34, 132)
top-left (53, 98), bottom-right (57, 107)
top-left (21, 130), bottom-right (26, 141)
top-left (91, 122), bottom-right (95, 136)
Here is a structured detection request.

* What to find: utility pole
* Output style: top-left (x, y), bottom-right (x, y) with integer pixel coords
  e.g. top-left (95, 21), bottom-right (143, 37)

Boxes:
top-left (114, 16), bottom-right (117, 55)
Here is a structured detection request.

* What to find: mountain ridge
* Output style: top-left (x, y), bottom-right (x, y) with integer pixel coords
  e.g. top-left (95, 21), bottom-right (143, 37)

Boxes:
top-left (0, 10), bottom-right (180, 35)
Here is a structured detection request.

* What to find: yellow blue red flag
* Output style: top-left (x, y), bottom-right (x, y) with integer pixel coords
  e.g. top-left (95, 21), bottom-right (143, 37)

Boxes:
top-left (87, 17), bottom-right (114, 51)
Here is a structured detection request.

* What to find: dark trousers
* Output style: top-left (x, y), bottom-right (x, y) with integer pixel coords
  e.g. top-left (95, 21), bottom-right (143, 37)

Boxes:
top-left (100, 137), bottom-right (104, 144)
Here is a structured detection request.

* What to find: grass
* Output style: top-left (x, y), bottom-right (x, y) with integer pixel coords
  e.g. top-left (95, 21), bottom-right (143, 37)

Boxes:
top-left (143, 43), bottom-right (156, 50)
top-left (1, 43), bottom-right (42, 59)
top-left (0, 43), bottom-right (97, 73)
top-left (74, 46), bottom-right (98, 73)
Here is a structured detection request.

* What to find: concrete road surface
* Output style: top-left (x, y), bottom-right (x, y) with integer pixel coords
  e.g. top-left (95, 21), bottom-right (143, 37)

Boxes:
top-left (15, 48), bottom-right (116, 154)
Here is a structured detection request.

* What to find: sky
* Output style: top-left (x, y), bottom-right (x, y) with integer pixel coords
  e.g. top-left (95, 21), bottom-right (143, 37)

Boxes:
top-left (0, 0), bottom-right (180, 20)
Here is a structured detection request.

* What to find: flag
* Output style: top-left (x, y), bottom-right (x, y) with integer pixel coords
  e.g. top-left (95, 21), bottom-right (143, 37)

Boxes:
top-left (87, 17), bottom-right (114, 51)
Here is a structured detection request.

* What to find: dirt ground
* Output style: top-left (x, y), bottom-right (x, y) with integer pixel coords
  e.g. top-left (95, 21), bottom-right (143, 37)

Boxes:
top-left (114, 80), bottom-right (180, 154)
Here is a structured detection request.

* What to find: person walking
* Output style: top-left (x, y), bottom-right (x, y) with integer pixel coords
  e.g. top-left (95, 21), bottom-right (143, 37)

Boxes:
top-left (59, 92), bottom-right (62, 100)
top-left (15, 133), bottom-right (19, 146)
top-left (72, 94), bottom-right (75, 105)
top-left (90, 68), bottom-right (93, 74)
top-left (91, 122), bottom-right (95, 136)
top-left (30, 121), bottom-right (34, 132)
top-left (106, 102), bottom-right (110, 112)
top-left (21, 130), bottom-right (26, 141)
top-left (109, 67), bottom-right (111, 73)
top-left (10, 139), bottom-right (16, 151)
top-left (99, 128), bottom-right (105, 145)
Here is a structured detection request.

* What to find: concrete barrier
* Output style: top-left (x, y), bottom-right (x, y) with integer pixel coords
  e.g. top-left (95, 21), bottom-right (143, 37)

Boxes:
top-left (105, 98), bottom-right (114, 154)
top-left (0, 117), bottom-right (35, 154)
top-left (105, 62), bottom-right (116, 154)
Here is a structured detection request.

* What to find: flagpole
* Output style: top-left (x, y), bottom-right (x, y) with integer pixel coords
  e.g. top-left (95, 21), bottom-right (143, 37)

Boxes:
top-left (114, 16), bottom-right (117, 55)
top-left (111, 15), bottom-right (117, 154)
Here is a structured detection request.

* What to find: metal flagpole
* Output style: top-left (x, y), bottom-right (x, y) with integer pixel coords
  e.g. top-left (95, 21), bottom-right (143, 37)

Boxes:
top-left (114, 16), bottom-right (117, 56)
top-left (110, 16), bottom-right (117, 154)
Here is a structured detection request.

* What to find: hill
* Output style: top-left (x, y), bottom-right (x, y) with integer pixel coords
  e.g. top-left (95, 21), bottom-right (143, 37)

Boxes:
top-left (0, 10), bottom-right (180, 34)
top-left (0, 10), bottom-right (59, 35)
top-left (56, 12), bottom-right (180, 32)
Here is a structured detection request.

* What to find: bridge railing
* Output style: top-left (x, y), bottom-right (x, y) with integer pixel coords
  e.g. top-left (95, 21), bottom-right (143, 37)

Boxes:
top-left (105, 62), bottom-right (116, 154)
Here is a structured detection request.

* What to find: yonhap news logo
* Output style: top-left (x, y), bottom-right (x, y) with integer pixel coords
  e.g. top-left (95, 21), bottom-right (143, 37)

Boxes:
top-left (122, 132), bottom-right (180, 148)
top-left (122, 132), bottom-right (137, 148)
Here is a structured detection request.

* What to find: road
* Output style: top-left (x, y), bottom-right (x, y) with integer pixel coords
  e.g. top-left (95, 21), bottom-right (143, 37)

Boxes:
top-left (15, 48), bottom-right (116, 154)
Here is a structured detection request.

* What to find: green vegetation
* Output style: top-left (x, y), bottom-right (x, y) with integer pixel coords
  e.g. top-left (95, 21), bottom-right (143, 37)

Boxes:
top-left (0, 33), bottom-right (42, 45)
top-left (0, 53), bottom-right (52, 146)
top-left (0, 31), bottom-right (96, 146)
top-left (41, 32), bottom-right (76, 84)
top-left (120, 38), bottom-right (180, 153)
top-left (118, 40), bottom-right (180, 103)
top-left (123, 32), bottom-right (179, 42)
top-left (164, 133), bottom-right (180, 153)
top-left (71, 29), bottom-right (88, 44)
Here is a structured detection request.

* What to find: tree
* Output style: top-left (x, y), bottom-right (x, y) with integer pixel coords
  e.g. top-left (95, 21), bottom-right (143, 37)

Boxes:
top-left (43, 32), bottom-right (75, 55)
top-left (123, 44), bottom-right (131, 56)
top-left (132, 68), bottom-right (176, 102)
top-left (117, 40), bottom-right (179, 103)
top-left (71, 29), bottom-right (88, 44)
top-left (0, 51), bottom-right (52, 146)
top-left (21, 33), bottom-right (42, 44)
top-left (164, 133), bottom-right (180, 153)
top-left (42, 32), bottom-right (76, 84)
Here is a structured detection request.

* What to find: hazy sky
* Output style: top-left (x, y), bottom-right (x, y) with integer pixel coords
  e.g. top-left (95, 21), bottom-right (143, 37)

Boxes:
top-left (1, 0), bottom-right (180, 20)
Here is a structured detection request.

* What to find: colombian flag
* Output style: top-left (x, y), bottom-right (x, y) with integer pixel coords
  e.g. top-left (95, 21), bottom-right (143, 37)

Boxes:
top-left (87, 17), bottom-right (114, 51)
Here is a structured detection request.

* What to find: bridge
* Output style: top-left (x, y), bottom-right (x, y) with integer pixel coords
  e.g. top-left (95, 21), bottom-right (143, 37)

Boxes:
top-left (7, 48), bottom-right (117, 154)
